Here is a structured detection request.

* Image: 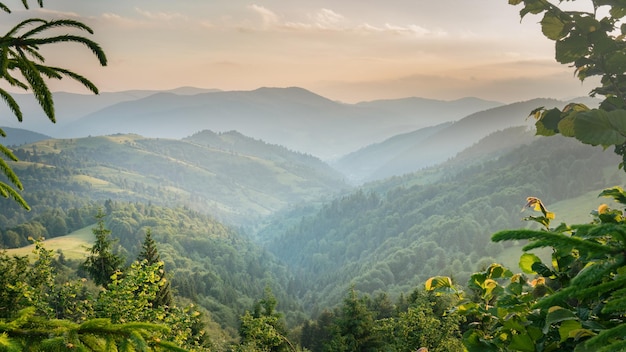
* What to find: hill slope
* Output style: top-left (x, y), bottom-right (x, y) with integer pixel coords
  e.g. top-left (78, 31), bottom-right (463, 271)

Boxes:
top-left (7, 132), bottom-right (347, 227)
top-left (261, 131), bottom-right (626, 313)
top-left (333, 98), bottom-right (563, 182)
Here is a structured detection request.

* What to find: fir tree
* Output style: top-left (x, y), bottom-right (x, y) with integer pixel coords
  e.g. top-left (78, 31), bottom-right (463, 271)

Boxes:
top-left (82, 208), bottom-right (123, 288)
top-left (138, 228), bottom-right (172, 308)
top-left (138, 228), bottom-right (160, 265)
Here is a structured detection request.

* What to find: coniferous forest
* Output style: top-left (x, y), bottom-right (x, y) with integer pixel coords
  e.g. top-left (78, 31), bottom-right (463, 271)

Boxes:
top-left (4, 0), bottom-right (626, 351)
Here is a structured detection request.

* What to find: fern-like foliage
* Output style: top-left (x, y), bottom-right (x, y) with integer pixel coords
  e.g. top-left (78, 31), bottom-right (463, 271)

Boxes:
top-left (0, 309), bottom-right (188, 351)
top-left (492, 190), bottom-right (626, 352)
top-left (430, 189), bottom-right (626, 351)
top-left (0, 0), bottom-right (107, 210)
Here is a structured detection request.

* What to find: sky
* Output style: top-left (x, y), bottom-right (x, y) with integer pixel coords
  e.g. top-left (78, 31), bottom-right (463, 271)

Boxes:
top-left (1, 0), bottom-right (600, 103)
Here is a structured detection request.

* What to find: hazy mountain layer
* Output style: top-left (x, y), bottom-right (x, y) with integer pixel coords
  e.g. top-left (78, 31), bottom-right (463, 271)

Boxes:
top-left (333, 98), bottom-right (565, 183)
top-left (0, 127), bottom-right (50, 146)
top-left (19, 87), bottom-right (501, 159)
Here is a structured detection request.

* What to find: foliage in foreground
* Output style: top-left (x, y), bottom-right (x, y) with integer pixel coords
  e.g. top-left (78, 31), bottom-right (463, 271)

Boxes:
top-left (0, 0), bottom-right (106, 209)
top-left (0, 234), bottom-right (209, 351)
top-left (427, 187), bottom-right (626, 351)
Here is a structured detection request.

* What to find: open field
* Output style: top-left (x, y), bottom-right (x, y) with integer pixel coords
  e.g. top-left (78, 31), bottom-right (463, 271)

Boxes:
top-left (4, 224), bottom-right (95, 260)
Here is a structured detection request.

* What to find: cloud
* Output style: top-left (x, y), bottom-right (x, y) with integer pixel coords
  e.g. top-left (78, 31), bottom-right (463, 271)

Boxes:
top-left (247, 4), bottom-right (279, 28)
top-left (35, 8), bottom-right (81, 18)
top-left (134, 7), bottom-right (188, 22)
top-left (356, 23), bottom-right (445, 37)
top-left (244, 5), bottom-right (439, 38)
top-left (100, 13), bottom-right (146, 28)
top-left (310, 8), bottom-right (344, 29)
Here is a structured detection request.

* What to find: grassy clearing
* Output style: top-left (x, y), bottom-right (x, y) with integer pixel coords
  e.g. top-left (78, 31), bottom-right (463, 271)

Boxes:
top-left (4, 224), bottom-right (95, 260)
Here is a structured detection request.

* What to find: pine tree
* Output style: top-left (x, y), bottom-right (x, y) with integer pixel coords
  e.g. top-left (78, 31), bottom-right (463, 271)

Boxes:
top-left (138, 228), bottom-right (172, 308)
top-left (335, 286), bottom-right (381, 352)
top-left (138, 228), bottom-right (160, 265)
top-left (82, 208), bottom-right (123, 288)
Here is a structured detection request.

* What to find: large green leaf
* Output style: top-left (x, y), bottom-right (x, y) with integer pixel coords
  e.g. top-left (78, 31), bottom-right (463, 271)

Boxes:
top-left (572, 109), bottom-right (626, 146)
top-left (541, 12), bottom-right (568, 40)
top-left (556, 35), bottom-right (589, 64)
top-left (535, 108), bottom-right (563, 136)
top-left (604, 50), bottom-right (626, 74)
top-left (509, 331), bottom-right (535, 352)
top-left (424, 276), bottom-right (453, 292)
top-left (543, 306), bottom-right (577, 334)
top-left (559, 320), bottom-right (582, 342)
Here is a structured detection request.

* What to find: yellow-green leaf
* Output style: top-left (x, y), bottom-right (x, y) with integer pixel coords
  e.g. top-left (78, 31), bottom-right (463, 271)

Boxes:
top-left (519, 253), bottom-right (541, 274)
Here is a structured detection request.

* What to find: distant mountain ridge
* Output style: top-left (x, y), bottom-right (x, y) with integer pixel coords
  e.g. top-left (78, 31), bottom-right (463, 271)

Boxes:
top-left (333, 98), bottom-right (568, 182)
top-left (1, 87), bottom-right (502, 160)
top-left (0, 127), bottom-right (50, 146)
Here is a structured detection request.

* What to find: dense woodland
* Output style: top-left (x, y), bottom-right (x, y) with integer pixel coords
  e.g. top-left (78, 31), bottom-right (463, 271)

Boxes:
top-left (1, 125), bottom-right (625, 350)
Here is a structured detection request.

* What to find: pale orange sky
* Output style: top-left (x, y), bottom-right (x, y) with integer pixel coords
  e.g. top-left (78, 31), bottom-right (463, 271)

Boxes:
top-left (1, 0), bottom-right (598, 103)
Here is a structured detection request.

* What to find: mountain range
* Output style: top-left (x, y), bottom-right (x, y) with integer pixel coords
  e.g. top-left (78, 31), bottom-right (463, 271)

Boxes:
top-left (0, 87), bottom-right (502, 160)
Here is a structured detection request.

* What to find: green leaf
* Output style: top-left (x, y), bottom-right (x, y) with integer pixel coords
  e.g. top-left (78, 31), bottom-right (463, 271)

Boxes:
top-left (543, 306), bottom-right (577, 333)
top-left (509, 331), bottom-right (535, 352)
top-left (519, 253), bottom-right (542, 274)
top-left (604, 50), bottom-right (626, 74)
top-left (573, 15), bottom-right (601, 34)
top-left (535, 108), bottom-right (563, 135)
top-left (555, 35), bottom-right (589, 64)
top-left (572, 109), bottom-right (626, 146)
top-left (541, 12), bottom-right (568, 40)
top-left (559, 320), bottom-right (582, 342)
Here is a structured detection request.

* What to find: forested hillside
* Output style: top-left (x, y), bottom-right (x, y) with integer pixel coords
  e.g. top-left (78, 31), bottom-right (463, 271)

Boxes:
top-left (261, 131), bottom-right (626, 314)
top-left (1, 200), bottom-right (303, 343)
top-left (1, 132), bottom-right (345, 232)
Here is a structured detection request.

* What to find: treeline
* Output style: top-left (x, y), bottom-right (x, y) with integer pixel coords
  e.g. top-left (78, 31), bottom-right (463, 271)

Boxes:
top-left (1, 200), bottom-right (303, 336)
top-left (263, 134), bottom-right (625, 313)
top-left (238, 283), bottom-right (464, 352)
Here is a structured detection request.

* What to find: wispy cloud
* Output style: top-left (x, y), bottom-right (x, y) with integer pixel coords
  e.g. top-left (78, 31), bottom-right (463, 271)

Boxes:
top-left (245, 4), bottom-right (440, 38)
top-left (134, 7), bottom-right (188, 22)
top-left (35, 8), bottom-right (81, 18)
top-left (247, 4), bottom-right (279, 28)
top-left (100, 12), bottom-right (146, 28)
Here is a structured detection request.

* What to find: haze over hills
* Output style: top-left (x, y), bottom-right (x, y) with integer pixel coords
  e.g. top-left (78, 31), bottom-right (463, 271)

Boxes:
top-left (0, 87), bottom-right (502, 160)
top-left (0, 88), bottom-right (221, 136)
top-left (0, 127), bottom-right (50, 147)
top-left (3, 89), bottom-right (624, 344)
top-left (333, 98), bottom-right (564, 183)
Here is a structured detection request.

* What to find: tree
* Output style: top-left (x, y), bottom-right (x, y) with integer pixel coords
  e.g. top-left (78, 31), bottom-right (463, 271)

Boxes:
top-left (238, 286), bottom-right (293, 352)
top-left (138, 228), bottom-right (173, 309)
top-left (332, 287), bottom-right (381, 352)
top-left (82, 208), bottom-right (123, 287)
top-left (0, 0), bottom-right (106, 209)
top-left (511, 0), bottom-right (626, 170)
